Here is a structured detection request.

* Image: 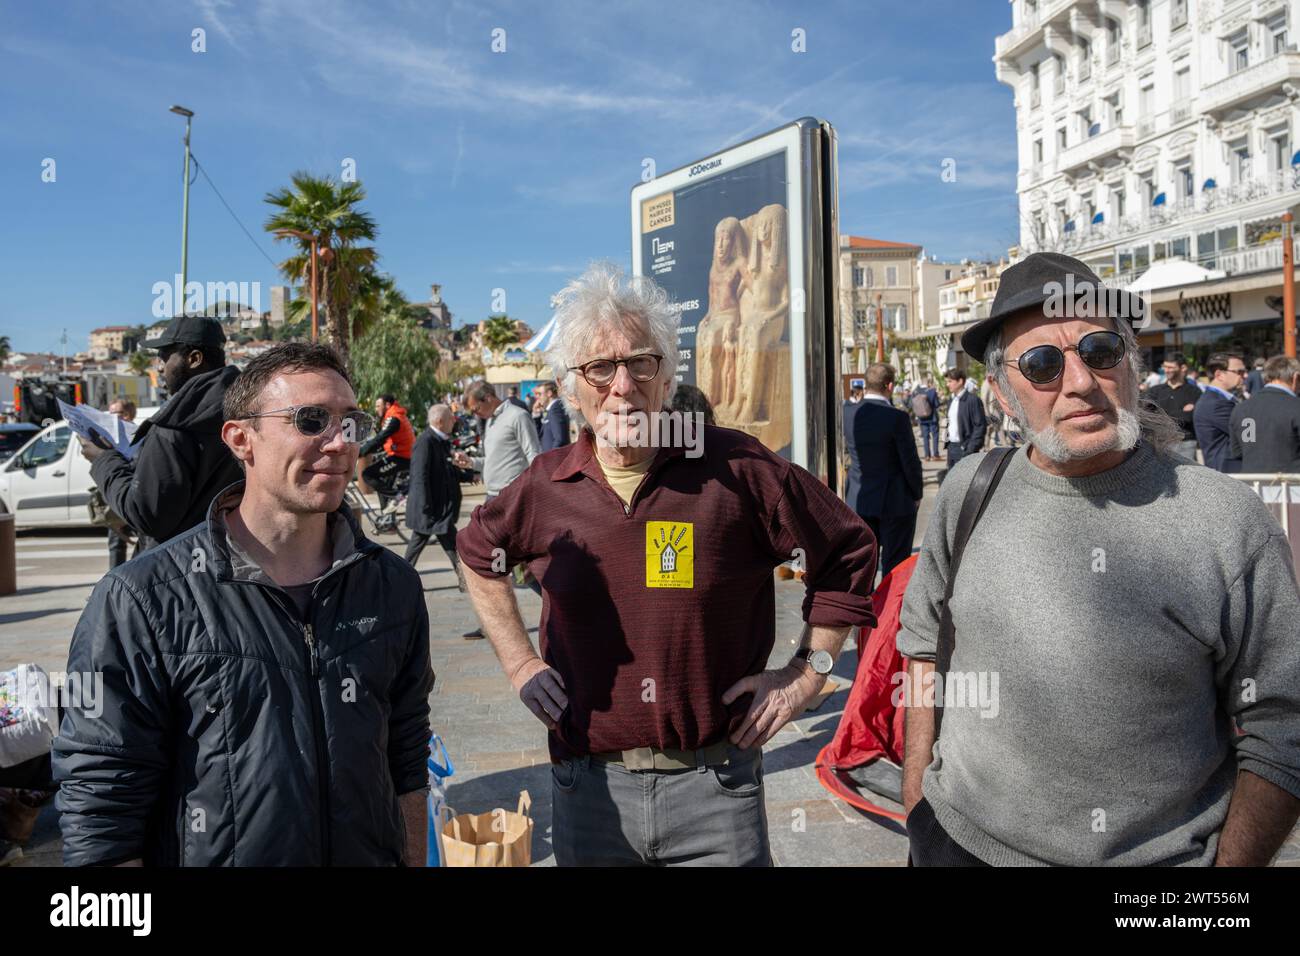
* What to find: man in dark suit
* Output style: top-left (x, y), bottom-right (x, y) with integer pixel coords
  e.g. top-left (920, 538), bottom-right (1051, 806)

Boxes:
top-left (843, 363), bottom-right (924, 576)
top-left (1193, 352), bottom-right (1247, 472)
top-left (405, 404), bottom-right (466, 588)
top-left (538, 382), bottom-right (571, 452)
top-left (942, 368), bottom-right (987, 468)
top-left (1230, 355), bottom-right (1300, 473)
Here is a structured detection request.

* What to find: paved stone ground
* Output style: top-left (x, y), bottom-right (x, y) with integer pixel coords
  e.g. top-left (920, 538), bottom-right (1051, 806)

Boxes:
top-left (4, 437), bottom-right (1297, 866)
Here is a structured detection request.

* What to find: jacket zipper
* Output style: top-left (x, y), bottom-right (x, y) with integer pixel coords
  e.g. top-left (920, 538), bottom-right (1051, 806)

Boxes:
top-left (300, 619), bottom-right (332, 866)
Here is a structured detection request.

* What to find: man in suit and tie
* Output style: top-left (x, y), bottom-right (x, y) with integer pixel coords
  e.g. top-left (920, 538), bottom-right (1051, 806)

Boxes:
top-left (1193, 352), bottom-right (1247, 473)
top-left (405, 404), bottom-right (466, 586)
top-left (538, 382), bottom-right (571, 452)
top-left (942, 368), bottom-right (987, 469)
top-left (1230, 355), bottom-right (1300, 473)
top-left (843, 363), bottom-right (924, 576)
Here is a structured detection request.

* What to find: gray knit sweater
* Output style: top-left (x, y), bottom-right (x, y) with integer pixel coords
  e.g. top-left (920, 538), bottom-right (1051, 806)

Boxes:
top-left (897, 442), bottom-right (1300, 866)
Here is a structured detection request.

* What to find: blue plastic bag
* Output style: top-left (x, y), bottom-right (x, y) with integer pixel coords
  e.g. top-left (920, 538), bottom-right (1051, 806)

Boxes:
top-left (426, 734), bottom-right (454, 867)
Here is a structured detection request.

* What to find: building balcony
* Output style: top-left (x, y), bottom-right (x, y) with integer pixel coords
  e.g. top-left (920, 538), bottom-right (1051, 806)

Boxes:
top-left (1058, 167), bottom-right (1300, 255)
top-left (1200, 50), bottom-right (1300, 118)
top-left (1057, 124), bottom-right (1135, 175)
top-left (995, 0), bottom-right (1071, 59)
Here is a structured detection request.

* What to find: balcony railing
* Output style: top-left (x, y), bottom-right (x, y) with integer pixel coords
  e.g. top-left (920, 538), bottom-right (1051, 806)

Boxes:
top-left (1057, 167), bottom-right (1300, 253)
top-left (1137, 116), bottom-right (1156, 139)
top-left (995, 0), bottom-right (1071, 57)
top-left (1137, 23), bottom-right (1152, 49)
top-left (1170, 99), bottom-right (1193, 124)
top-left (1106, 42), bottom-right (1121, 67)
top-left (1078, 56), bottom-right (1092, 81)
top-left (1201, 49), bottom-right (1300, 117)
top-left (1171, 5), bottom-right (1188, 30)
top-left (1058, 124), bottom-right (1135, 174)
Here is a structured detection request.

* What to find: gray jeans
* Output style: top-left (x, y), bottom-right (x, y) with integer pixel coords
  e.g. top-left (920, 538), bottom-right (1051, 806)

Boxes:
top-left (551, 744), bottom-right (770, 866)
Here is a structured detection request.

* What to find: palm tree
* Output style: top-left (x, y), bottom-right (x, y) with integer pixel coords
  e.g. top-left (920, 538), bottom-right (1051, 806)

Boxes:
top-left (482, 315), bottom-right (522, 357)
top-left (264, 172), bottom-right (378, 367)
top-left (127, 349), bottom-right (152, 376)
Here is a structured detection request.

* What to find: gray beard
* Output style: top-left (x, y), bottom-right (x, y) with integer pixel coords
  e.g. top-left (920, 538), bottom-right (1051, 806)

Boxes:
top-left (1007, 397), bottom-right (1142, 464)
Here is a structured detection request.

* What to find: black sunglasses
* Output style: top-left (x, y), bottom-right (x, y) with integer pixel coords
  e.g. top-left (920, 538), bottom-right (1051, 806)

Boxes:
top-left (568, 354), bottom-right (663, 388)
top-left (1005, 330), bottom-right (1126, 385)
top-left (242, 405), bottom-right (375, 442)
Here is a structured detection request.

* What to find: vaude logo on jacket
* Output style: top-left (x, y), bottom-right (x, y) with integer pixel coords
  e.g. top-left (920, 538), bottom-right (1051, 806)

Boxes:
top-left (337, 615), bottom-right (379, 634)
top-left (50, 886), bottom-right (151, 936)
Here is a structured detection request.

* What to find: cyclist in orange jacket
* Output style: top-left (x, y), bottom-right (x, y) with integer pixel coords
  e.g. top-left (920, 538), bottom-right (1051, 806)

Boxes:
top-left (360, 394), bottom-right (415, 508)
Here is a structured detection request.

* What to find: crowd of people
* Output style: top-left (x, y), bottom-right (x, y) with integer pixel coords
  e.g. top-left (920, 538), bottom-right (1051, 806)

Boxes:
top-left (1, 250), bottom-right (1298, 868)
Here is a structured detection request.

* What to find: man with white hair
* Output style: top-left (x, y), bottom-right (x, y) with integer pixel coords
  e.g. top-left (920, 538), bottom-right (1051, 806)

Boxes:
top-left (456, 262), bottom-right (877, 866)
top-left (405, 404), bottom-right (465, 583)
top-left (898, 252), bottom-right (1300, 866)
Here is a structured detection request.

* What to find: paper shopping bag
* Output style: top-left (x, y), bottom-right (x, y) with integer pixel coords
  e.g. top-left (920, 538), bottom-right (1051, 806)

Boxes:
top-left (441, 790), bottom-right (533, 867)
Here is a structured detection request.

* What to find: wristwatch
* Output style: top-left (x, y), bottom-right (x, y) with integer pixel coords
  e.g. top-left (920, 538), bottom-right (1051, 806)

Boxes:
top-left (793, 647), bottom-right (834, 675)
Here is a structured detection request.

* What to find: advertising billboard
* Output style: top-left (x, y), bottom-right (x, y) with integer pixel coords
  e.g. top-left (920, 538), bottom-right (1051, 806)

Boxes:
top-left (631, 118), bottom-right (840, 484)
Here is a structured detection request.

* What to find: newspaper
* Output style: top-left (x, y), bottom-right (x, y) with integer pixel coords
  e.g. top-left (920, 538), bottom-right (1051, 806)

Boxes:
top-left (56, 399), bottom-right (139, 460)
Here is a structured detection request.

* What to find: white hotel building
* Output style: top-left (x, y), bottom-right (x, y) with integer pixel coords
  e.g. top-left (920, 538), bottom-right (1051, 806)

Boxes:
top-left (996, 0), bottom-right (1299, 368)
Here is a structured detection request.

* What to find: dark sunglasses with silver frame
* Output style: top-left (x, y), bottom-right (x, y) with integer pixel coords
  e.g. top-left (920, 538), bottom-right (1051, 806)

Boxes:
top-left (240, 405), bottom-right (375, 443)
top-left (1004, 330), bottom-right (1126, 385)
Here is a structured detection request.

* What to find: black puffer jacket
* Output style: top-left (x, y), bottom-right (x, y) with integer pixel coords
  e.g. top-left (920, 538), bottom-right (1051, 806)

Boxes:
top-left (52, 484), bottom-right (434, 866)
top-left (90, 365), bottom-right (243, 549)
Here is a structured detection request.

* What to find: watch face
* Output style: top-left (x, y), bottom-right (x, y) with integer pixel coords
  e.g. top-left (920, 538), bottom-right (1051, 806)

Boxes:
top-left (810, 650), bottom-right (834, 675)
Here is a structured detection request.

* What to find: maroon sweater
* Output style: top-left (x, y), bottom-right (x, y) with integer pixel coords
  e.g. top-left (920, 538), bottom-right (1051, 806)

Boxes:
top-left (457, 425), bottom-right (877, 759)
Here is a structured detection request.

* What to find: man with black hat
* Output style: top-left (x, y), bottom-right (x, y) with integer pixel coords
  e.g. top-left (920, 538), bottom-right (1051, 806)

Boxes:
top-left (80, 315), bottom-right (243, 551)
top-left (898, 252), bottom-right (1300, 867)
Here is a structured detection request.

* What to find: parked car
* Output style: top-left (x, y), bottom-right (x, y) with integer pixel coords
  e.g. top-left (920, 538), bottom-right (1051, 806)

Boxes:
top-left (0, 423), bottom-right (41, 465)
top-left (0, 410), bottom-right (156, 529)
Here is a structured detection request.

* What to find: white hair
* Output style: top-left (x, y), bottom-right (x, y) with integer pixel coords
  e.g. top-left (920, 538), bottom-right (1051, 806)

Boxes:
top-left (428, 403), bottom-right (451, 428)
top-left (545, 261), bottom-right (680, 408)
top-left (983, 317), bottom-right (1182, 461)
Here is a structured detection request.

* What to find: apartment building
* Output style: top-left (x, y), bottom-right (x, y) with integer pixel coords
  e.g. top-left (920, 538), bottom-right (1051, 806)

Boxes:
top-left (997, 0), bottom-right (1300, 368)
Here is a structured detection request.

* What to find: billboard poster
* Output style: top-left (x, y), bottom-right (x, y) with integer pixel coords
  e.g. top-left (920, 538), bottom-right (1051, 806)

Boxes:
top-left (632, 119), bottom-right (838, 477)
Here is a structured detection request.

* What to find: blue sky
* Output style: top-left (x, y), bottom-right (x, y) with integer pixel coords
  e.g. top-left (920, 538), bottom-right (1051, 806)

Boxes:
top-left (1, 0), bottom-right (1020, 354)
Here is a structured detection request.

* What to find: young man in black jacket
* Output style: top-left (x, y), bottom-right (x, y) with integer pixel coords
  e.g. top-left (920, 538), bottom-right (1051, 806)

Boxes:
top-left (54, 343), bottom-right (434, 866)
top-left (1147, 353), bottom-right (1201, 462)
top-left (80, 315), bottom-right (243, 551)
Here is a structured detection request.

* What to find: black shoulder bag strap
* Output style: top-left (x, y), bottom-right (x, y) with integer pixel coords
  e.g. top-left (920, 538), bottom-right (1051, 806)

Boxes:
top-left (933, 446), bottom-right (1016, 738)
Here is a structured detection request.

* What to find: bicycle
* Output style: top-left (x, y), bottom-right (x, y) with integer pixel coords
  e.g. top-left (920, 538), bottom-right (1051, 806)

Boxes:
top-left (344, 469), bottom-right (410, 543)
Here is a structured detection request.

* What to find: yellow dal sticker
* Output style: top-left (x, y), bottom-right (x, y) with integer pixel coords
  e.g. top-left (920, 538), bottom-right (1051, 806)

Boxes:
top-left (645, 521), bottom-right (693, 589)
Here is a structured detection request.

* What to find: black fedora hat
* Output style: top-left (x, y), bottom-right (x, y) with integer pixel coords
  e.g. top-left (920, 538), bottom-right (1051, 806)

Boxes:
top-left (961, 252), bottom-right (1147, 363)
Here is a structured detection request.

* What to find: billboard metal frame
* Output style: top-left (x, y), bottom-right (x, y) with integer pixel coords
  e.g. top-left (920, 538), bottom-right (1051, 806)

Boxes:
top-left (630, 117), bottom-right (842, 488)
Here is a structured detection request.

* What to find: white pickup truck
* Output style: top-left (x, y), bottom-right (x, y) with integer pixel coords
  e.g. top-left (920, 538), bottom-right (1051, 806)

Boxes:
top-left (0, 411), bottom-right (157, 529)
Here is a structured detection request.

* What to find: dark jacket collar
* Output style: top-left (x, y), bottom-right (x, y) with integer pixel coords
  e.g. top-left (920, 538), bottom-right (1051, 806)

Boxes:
top-left (204, 480), bottom-right (379, 584)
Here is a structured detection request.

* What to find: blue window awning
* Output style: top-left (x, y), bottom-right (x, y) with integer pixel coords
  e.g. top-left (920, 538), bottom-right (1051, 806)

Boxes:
top-left (1088, 122), bottom-right (1101, 137)
top-left (1092, 211), bottom-right (1105, 224)
top-left (1202, 178), bottom-right (1217, 190)
top-left (1292, 150), bottom-right (1300, 166)
top-left (1153, 192), bottom-right (1167, 206)
top-left (1064, 220), bottom-right (1076, 232)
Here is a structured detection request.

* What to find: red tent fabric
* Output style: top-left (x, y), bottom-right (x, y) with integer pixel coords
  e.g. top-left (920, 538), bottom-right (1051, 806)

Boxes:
top-left (815, 553), bottom-right (917, 823)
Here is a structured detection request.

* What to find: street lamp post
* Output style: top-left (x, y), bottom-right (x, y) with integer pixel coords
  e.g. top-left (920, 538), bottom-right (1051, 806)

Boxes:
top-left (1284, 212), bottom-right (1297, 359)
top-left (169, 105), bottom-right (194, 312)
top-left (875, 292), bottom-right (885, 363)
